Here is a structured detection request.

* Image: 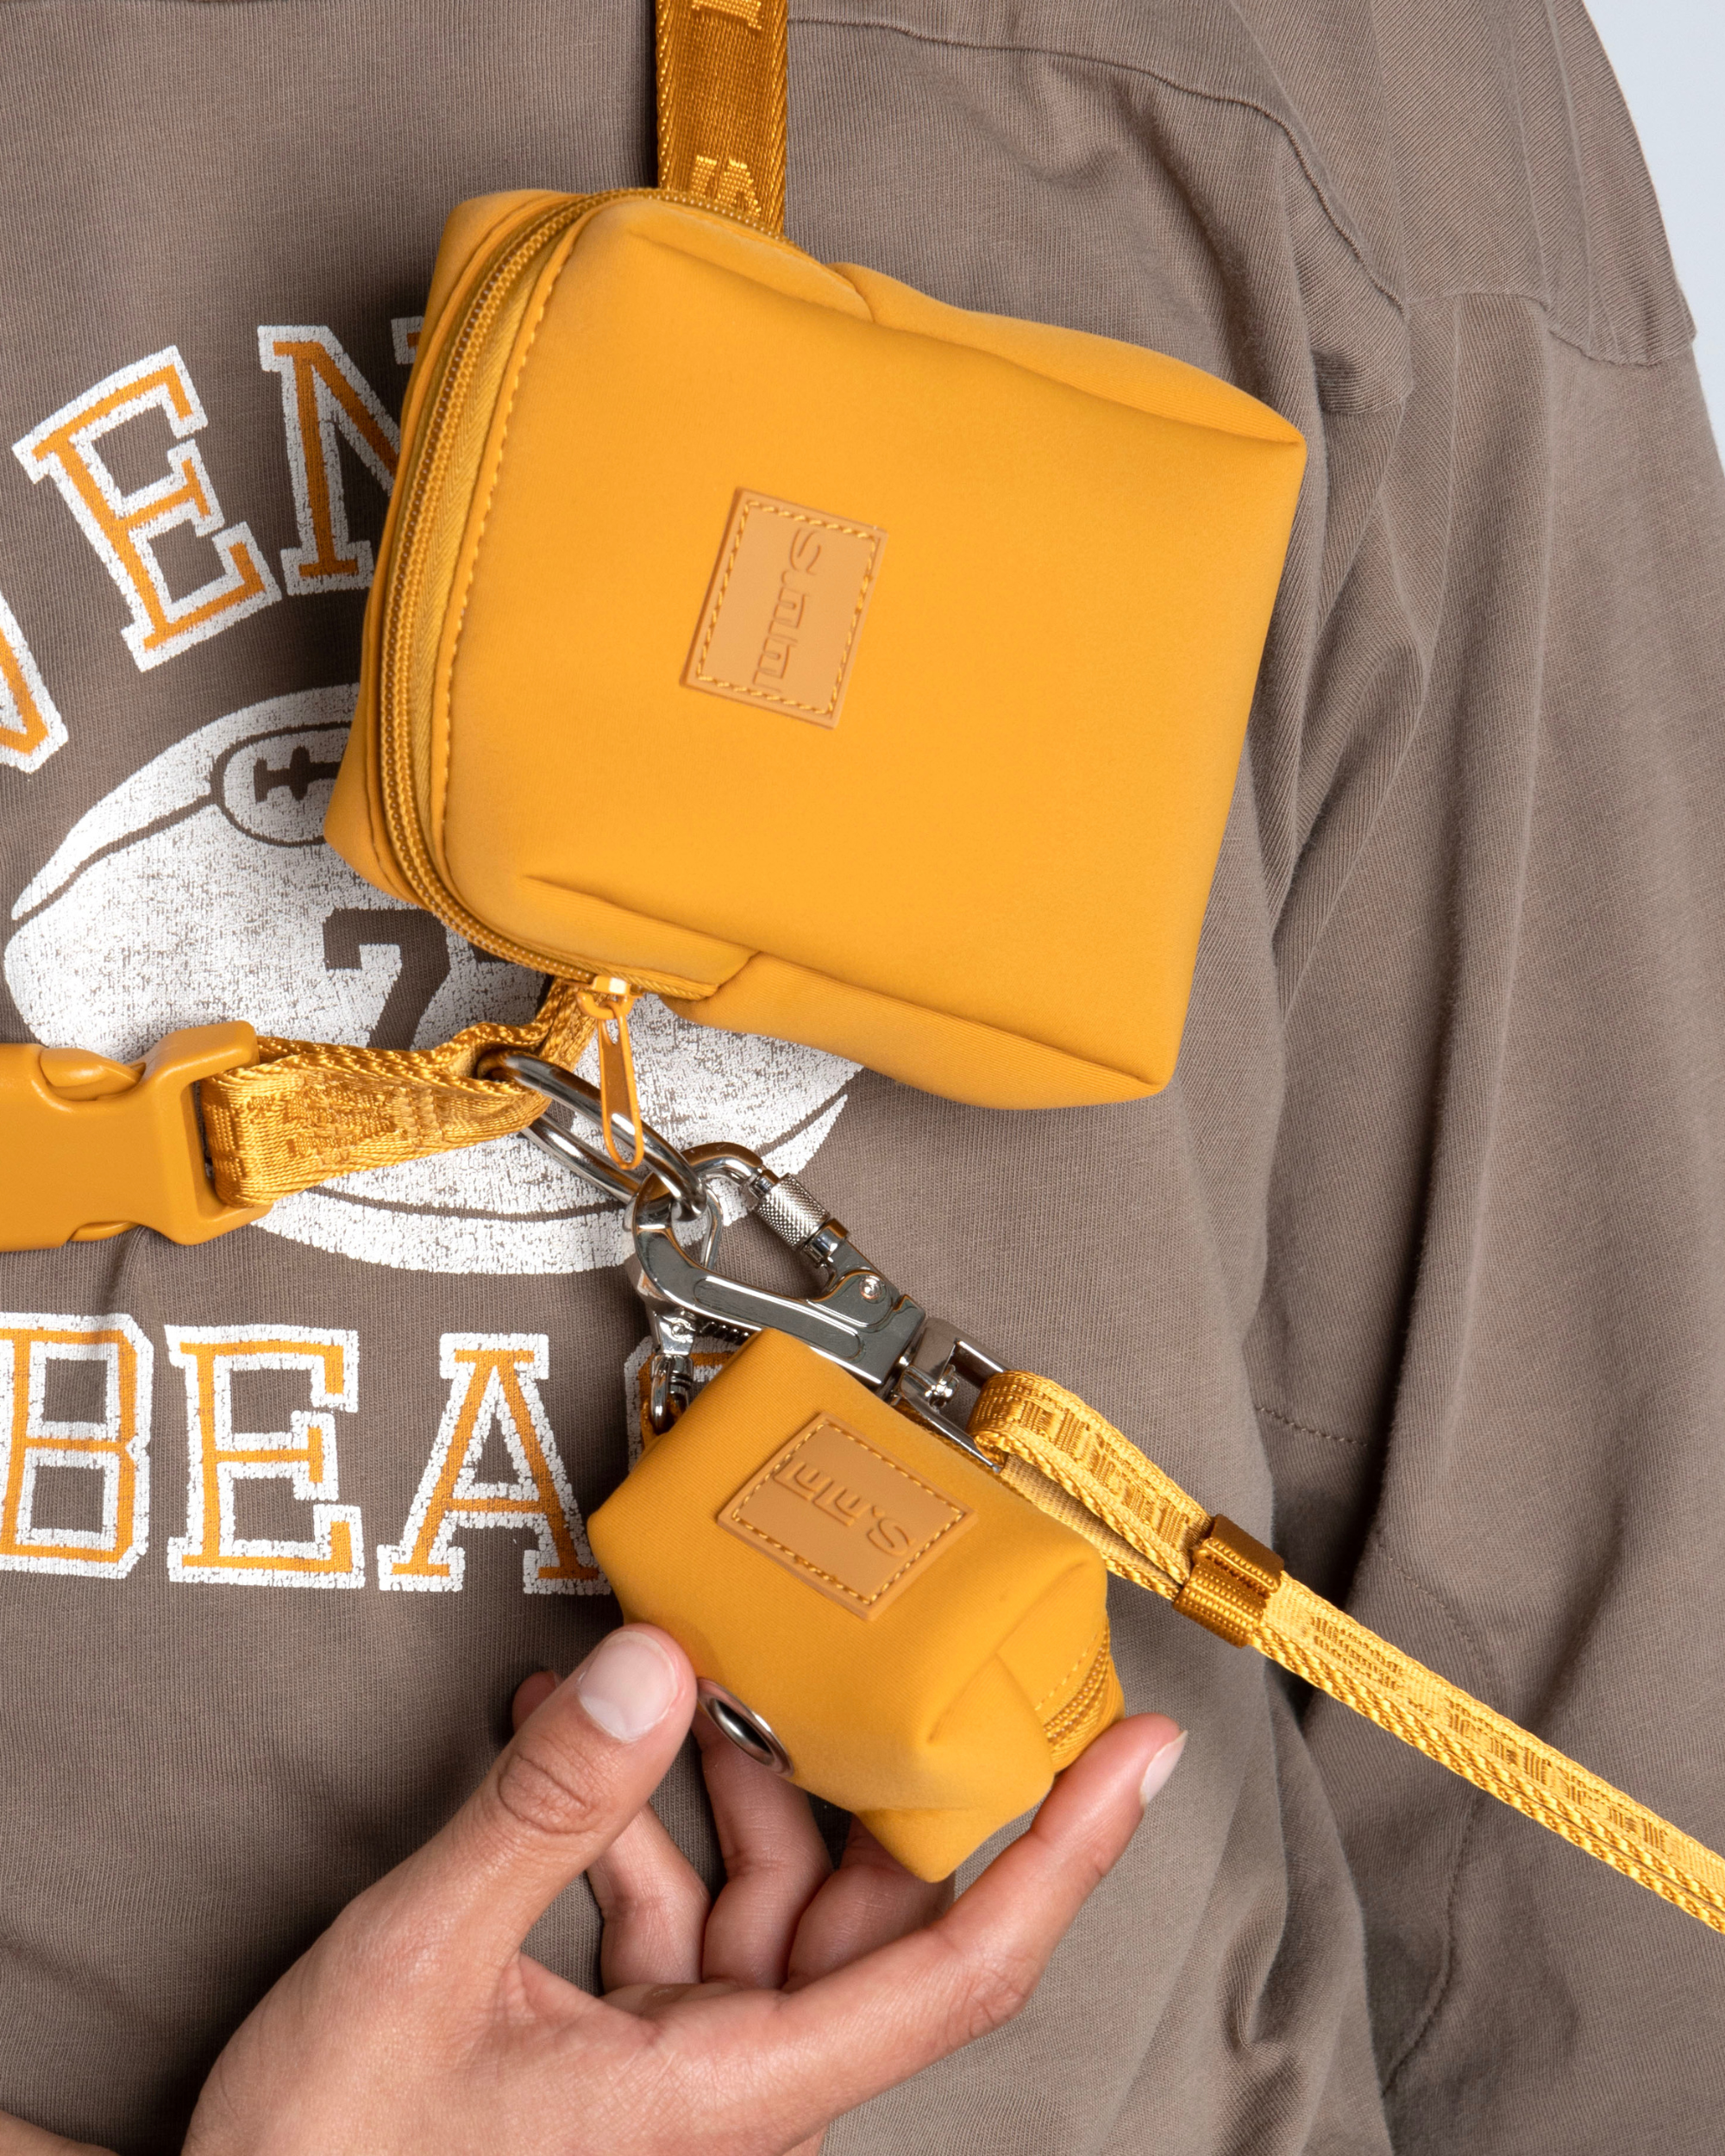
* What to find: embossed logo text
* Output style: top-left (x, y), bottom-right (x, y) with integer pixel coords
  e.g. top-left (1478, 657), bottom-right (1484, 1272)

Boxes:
top-left (718, 1412), bottom-right (970, 1614)
top-left (684, 491), bottom-right (886, 728)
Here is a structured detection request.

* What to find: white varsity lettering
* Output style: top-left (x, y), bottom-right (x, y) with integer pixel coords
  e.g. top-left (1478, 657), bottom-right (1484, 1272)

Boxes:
top-left (13, 348), bottom-right (280, 670)
top-left (378, 1334), bottom-right (601, 1593)
top-left (164, 1326), bottom-right (363, 1589)
top-left (258, 327), bottom-right (399, 594)
top-left (0, 1313), bottom-right (152, 1577)
top-left (0, 590), bottom-right (66, 774)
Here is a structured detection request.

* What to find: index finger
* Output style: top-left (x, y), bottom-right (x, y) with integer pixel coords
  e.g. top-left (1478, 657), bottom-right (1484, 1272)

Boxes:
top-left (627, 1713), bottom-right (1182, 2146)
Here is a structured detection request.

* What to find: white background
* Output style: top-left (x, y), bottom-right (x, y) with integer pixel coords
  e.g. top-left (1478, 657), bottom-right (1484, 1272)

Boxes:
top-left (1588, 0), bottom-right (1723, 429)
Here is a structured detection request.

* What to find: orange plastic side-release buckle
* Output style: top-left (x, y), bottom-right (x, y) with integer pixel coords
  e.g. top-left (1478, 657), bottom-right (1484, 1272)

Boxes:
top-left (0, 1025), bottom-right (270, 1250)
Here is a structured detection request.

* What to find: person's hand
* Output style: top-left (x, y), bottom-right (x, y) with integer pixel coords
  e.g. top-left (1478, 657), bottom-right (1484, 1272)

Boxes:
top-left (513, 1670), bottom-right (942, 2156)
top-left (530, 1647), bottom-right (1169, 2156)
top-left (532, 1670), bottom-right (952, 2045)
top-left (0, 2117), bottom-right (111, 2156)
top-left (179, 1624), bottom-right (1183, 2155)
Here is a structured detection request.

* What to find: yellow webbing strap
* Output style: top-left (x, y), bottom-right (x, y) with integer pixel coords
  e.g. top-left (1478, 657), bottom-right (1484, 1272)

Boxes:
top-left (198, 977), bottom-right (599, 1206)
top-left (656, 0), bottom-right (788, 233)
top-left (971, 1369), bottom-right (1725, 1936)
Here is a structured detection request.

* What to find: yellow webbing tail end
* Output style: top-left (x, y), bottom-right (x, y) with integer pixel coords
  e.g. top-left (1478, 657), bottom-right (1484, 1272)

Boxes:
top-left (970, 1368), bottom-right (1725, 1937)
top-left (969, 1369), bottom-right (1210, 1594)
top-left (200, 976), bottom-right (598, 1206)
top-left (656, 0), bottom-right (788, 233)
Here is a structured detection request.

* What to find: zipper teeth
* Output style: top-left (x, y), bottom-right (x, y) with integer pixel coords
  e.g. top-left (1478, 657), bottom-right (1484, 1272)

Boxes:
top-left (1042, 1627), bottom-right (1113, 1753)
top-left (376, 187), bottom-right (794, 998)
top-left (380, 196), bottom-right (593, 978)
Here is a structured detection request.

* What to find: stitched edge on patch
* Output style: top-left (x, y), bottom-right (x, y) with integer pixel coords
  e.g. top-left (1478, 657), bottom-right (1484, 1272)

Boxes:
top-left (686, 492), bottom-right (886, 721)
top-left (719, 1413), bottom-right (970, 1613)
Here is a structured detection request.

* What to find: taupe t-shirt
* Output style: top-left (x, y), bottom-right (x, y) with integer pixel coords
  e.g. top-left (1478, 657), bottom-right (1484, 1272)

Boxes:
top-left (1, 3), bottom-right (1720, 2151)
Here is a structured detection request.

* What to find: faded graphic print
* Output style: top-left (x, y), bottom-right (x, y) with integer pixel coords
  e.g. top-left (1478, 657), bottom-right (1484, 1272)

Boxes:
top-left (5, 688), bottom-right (856, 1272)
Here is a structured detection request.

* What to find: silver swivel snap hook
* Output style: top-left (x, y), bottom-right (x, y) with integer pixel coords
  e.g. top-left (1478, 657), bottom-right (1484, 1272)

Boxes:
top-left (490, 1052), bottom-right (727, 1428)
top-left (492, 1052), bottom-right (1004, 1465)
top-left (629, 1151), bottom-right (1004, 1470)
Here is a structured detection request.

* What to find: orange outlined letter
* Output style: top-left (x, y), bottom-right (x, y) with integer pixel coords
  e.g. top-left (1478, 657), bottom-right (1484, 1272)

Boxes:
top-left (0, 1313), bottom-right (151, 1577)
top-left (165, 1326), bottom-right (362, 1588)
top-left (13, 348), bottom-right (281, 671)
top-left (378, 1334), bottom-right (600, 1594)
top-left (0, 590), bottom-right (66, 773)
top-left (257, 327), bottom-right (399, 594)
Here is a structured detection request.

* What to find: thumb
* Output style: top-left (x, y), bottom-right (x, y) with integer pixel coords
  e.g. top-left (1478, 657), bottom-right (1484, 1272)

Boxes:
top-left (0, 2115), bottom-right (115, 2156)
top-left (380, 1624), bottom-right (696, 1967)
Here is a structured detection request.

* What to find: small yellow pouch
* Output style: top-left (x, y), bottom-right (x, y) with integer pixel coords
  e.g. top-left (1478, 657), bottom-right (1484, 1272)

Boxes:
top-left (328, 185), bottom-right (1305, 1109)
top-left (586, 1326), bottom-right (1121, 1881)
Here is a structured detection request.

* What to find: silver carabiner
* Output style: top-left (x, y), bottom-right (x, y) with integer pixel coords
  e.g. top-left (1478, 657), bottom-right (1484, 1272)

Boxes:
top-left (492, 1056), bottom-right (1000, 1466)
top-left (493, 1053), bottom-right (714, 1232)
top-left (629, 1150), bottom-right (1003, 1469)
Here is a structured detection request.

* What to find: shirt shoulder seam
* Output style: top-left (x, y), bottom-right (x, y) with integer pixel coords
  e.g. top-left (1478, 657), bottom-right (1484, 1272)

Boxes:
top-left (794, 9), bottom-right (1406, 317)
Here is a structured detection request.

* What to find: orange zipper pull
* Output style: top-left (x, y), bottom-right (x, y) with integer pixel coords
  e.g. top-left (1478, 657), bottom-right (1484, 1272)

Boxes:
top-left (575, 978), bottom-right (644, 1171)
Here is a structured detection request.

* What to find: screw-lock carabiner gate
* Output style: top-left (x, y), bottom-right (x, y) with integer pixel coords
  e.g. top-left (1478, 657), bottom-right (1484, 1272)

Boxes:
top-left (498, 1054), bottom-right (1003, 1465)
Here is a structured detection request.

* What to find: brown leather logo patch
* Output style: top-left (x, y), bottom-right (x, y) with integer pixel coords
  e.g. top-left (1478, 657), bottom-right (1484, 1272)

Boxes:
top-left (718, 1413), bottom-right (972, 1616)
top-left (683, 491), bottom-right (887, 727)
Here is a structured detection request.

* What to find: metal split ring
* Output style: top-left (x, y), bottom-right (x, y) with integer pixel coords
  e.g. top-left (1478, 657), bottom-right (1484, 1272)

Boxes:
top-left (492, 1052), bottom-right (712, 1228)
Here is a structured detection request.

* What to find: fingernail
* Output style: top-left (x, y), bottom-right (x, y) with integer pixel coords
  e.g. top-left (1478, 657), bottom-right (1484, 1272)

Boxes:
top-left (1138, 1730), bottom-right (1187, 1808)
top-left (574, 1628), bottom-right (680, 1743)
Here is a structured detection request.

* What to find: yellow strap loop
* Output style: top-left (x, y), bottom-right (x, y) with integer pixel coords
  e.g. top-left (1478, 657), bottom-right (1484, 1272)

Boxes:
top-left (199, 976), bottom-right (598, 1206)
top-left (656, 0), bottom-right (788, 233)
top-left (970, 1369), bottom-right (1725, 1937)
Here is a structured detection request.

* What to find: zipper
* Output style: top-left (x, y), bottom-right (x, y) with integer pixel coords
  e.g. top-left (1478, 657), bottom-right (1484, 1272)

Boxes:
top-left (1041, 1625), bottom-right (1116, 1764)
top-left (377, 192), bottom-right (600, 981)
top-left (373, 187), bottom-right (811, 1000)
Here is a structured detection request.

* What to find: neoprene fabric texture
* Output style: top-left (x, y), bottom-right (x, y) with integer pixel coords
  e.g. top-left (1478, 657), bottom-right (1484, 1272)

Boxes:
top-left (0, 4), bottom-right (1718, 2154)
top-left (329, 186), bottom-right (1303, 1106)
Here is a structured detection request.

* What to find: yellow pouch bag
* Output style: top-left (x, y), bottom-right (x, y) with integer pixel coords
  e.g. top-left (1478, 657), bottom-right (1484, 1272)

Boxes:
top-left (588, 1324), bottom-right (1120, 1883)
top-left (326, 18), bottom-right (1304, 1112)
top-left (580, 1129), bottom-right (1725, 1927)
top-left (0, 0), bottom-right (1304, 1237)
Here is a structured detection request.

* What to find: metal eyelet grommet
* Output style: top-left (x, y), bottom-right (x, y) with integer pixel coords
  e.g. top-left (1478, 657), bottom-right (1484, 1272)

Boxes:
top-left (696, 1679), bottom-right (794, 1777)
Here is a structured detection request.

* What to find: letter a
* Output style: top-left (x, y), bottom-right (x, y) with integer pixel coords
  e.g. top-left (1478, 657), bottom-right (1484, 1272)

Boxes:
top-left (378, 1335), bottom-right (601, 1594)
